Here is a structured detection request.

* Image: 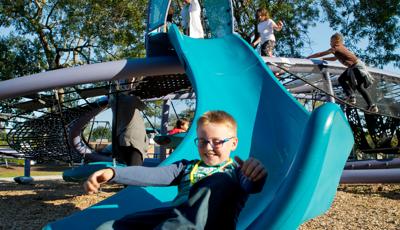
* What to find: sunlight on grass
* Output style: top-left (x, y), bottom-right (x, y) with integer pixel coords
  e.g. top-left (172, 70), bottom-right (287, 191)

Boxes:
top-left (0, 166), bottom-right (64, 178)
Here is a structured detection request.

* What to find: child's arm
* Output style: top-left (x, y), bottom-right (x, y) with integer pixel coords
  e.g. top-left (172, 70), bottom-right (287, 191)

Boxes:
top-left (251, 36), bottom-right (261, 47)
top-left (273, 20), bottom-right (283, 31)
top-left (84, 162), bottom-right (186, 194)
top-left (306, 48), bottom-right (333, 59)
top-left (322, 56), bottom-right (338, 61)
top-left (84, 168), bottom-right (115, 194)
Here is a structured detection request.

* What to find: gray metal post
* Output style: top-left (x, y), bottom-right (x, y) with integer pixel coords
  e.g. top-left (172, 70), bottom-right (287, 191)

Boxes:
top-left (24, 158), bottom-right (31, 177)
top-left (322, 70), bottom-right (335, 103)
top-left (159, 100), bottom-right (170, 160)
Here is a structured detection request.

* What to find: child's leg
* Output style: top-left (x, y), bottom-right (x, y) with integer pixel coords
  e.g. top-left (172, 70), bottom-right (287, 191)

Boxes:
top-left (155, 188), bottom-right (210, 230)
top-left (119, 146), bottom-right (143, 166)
top-left (97, 206), bottom-right (177, 230)
top-left (260, 40), bottom-right (276, 57)
top-left (266, 40), bottom-right (276, 57)
top-left (260, 42), bottom-right (268, 56)
top-left (338, 70), bottom-right (355, 98)
top-left (183, 172), bottom-right (245, 230)
top-left (353, 68), bottom-right (374, 107)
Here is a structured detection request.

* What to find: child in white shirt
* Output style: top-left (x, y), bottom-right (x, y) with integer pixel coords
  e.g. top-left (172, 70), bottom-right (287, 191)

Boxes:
top-left (252, 8), bottom-right (283, 57)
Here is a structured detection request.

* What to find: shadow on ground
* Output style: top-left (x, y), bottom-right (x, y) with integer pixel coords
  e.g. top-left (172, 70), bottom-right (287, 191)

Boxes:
top-left (338, 184), bottom-right (400, 200)
top-left (0, 180), bottom-right (123, 229)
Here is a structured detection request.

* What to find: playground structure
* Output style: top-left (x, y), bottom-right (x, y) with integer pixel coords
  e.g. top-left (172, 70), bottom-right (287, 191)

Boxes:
top-left (0, 0), bottom-right (398, 229)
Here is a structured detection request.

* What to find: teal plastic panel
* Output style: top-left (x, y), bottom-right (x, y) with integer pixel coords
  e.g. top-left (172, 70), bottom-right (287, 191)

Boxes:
top-left (167, 24), bottom-right (353, 229)
top-left (202, 0), bottom-right (233, 37)
top-left (147, 0), bottom-right (170, 32)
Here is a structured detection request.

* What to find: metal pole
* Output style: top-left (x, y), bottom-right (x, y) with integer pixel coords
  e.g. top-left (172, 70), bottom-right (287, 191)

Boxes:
top-left (159, 100), bottom-right (170, 160)
top-left (111, 90), bottom-right (119, 166)
top-left (24, 158), bottom-right (31, 177)
top-left (54, 90), bottom-right (75, 166)
top-left (322, 70), bottom-right (335, 103)
top-left (88, 119), bottom-right (95, 148)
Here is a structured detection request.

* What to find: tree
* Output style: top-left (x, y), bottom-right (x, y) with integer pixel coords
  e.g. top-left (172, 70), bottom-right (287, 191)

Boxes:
top-left (0, 0), bottom-right (148, 107)
top-left (88, 126), bottom-right (111, 141)
top-left (320, 0), bottom-right (400, 68)
top-left (143, 100), bottom-right (163, 129)
top-left (0, 36), bottom-right (44, 81)
top-left (0, 0), bottom-right (148, 77)
top-left (0, 123), bottom-right (7, 146)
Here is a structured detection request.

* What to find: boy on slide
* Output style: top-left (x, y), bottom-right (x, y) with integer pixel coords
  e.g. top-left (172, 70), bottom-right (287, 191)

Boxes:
top-left (85, 110), bottom-right (267, 229)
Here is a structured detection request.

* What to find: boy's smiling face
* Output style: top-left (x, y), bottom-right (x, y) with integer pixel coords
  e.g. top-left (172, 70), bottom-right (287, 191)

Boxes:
top-left (196, 122), bottom-right (238, 166)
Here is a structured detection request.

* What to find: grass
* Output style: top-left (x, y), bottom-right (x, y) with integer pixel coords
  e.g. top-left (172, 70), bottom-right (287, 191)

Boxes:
top-left (0, 157), bottom-right (25, 166)
top-left (0, 164), bottom-right (70, 178)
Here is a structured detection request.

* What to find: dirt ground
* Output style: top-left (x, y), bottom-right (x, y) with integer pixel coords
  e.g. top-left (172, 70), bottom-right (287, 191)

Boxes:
top-left (0, 177), bottom-right (399, 230)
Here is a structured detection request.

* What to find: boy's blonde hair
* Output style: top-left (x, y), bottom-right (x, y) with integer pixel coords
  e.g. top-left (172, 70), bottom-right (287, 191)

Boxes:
top-left (256, 8), bottom-right (270, 20)
top-left (197, 110), bottom-right (237, 135)
top-left (197, 110), bottom-right (237, 136)
top-left (331, 33), bottom-right (343, 44)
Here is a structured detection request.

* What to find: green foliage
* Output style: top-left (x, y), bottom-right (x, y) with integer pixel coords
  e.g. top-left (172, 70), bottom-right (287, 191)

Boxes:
top-left (0, 0), bottom-right (148, 77)
top-left (320, 0), bottom-right (400, 68)
top-left (167, 99), bottom-right (195, 129)
top-left (0, 126), bottom-right (7, 146)
top-left (88, 126), bottom-right (111, 141)
top-left (144, 100), bottom-right (163, 118)
top-left (0, 36), bottom-right (44, 80)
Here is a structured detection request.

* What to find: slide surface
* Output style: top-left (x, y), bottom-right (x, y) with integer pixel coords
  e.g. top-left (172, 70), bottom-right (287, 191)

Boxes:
top-left (45, 25), bottom-right (353, 229)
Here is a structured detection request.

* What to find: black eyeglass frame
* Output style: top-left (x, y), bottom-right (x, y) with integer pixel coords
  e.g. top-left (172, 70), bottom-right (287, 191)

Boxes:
top-left (194, 137), bottom-right (235, 148)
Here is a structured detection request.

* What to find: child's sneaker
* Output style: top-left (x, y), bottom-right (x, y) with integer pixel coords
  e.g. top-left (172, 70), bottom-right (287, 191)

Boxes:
top-left (368, 105), bottom-right (379, 113)
top-left (344, 96), bottom-right (357, 105)
top-left (346, 96), bottom-right (356, 104)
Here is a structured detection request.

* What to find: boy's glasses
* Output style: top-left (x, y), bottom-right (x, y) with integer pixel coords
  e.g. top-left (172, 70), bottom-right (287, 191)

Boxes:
top-left (194, 137), bottom-right (234, 149)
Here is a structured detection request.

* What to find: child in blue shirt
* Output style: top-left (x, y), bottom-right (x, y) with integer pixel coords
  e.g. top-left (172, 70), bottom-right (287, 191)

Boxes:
top-left (85, 110), bottom-right (267, 229)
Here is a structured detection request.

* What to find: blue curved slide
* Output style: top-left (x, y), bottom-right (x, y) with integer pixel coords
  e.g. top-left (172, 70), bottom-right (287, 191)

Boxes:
top-left (45, 25), bottom-right (353, 229)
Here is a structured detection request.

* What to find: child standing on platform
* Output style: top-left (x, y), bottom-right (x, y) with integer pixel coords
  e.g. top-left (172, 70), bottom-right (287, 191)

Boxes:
top-left (252, 8), bottom-right (283, 57)
top-left (307, 33), bottom-right (378, 113)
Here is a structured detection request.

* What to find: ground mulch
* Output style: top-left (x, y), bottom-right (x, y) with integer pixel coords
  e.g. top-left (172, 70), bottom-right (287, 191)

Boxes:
top-left (300, 184), bottom-right (400, 230)
top-left (0, 180), bottom-right (123, 230)
top-left (0, 179), bottom-right (398, 230)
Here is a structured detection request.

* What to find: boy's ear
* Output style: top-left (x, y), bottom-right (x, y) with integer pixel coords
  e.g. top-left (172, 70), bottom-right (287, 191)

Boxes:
top-left (231, 137), bottom-right (238, 151)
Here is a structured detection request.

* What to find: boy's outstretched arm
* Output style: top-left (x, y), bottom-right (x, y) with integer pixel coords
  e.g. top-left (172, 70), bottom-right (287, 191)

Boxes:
top-left (322, 56), bottom-right (338, 61)
top-left (306, 49), bottom-right (332, 59)
top-left (84, 162), bottom-right (186, 194)
top-left (84, 168), bottom-right (115, 194)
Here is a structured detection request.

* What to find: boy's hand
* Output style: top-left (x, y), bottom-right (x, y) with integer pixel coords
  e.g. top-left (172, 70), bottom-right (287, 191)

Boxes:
top-left (234, 156), bottom-right (267, 182)
top-left (84, 168), bottom-right (115, 194)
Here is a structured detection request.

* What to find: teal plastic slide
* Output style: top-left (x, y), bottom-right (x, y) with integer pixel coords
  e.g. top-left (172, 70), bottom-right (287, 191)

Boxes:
top-left (153, 132), bottom-right (186, 148)
top-left (45, 24), bottom-right (353, 229)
